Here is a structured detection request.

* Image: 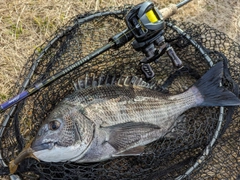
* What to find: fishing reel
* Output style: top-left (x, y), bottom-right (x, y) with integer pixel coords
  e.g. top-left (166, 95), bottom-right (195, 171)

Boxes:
top-left (111, 2), bottom-right (183, 79)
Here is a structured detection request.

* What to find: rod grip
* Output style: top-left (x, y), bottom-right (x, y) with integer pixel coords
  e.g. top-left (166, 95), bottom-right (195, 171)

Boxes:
top-left (160, 4), bottom-right (178, 20)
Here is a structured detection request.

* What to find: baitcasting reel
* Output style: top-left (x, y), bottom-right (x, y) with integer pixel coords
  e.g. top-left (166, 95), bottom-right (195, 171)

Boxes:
top-left (111, 1), bottom-right (183, 79)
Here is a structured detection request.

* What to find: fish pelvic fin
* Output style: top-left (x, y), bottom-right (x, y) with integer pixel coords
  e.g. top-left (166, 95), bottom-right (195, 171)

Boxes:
top-left (113, 146), bottom-right (145, 157)
top-left (193, 61), bottom-right (240, 106)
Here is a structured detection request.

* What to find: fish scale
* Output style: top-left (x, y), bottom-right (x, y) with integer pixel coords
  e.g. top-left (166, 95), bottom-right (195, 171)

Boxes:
top-left (74, 85), bottom-right (196, 128)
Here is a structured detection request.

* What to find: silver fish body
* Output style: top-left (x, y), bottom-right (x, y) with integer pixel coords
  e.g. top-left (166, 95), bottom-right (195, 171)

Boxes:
top-left (31, 62), bottom-right (240, 163)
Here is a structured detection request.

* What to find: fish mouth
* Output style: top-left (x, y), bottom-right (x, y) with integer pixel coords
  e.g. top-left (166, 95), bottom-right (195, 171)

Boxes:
top-left (31, 142), bottom-right (57, 151)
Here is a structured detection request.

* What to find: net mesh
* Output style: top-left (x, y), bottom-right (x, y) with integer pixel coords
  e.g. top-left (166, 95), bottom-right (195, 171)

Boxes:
top-left (0, 6), bottom-right (239, 180)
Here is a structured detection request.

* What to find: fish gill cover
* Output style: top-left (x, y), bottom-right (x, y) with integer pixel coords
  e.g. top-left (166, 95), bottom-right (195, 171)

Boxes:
top-left (0, 5), bottom-right (240, 180)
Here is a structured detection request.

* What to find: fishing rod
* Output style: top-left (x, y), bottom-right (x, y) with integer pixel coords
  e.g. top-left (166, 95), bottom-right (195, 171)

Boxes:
top-left (0, 0), bottom-right (192, 113)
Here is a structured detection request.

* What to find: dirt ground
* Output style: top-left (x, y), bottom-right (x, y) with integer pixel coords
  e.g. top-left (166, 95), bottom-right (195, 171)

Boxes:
top-left (0, 0), bottom-right (239, 103)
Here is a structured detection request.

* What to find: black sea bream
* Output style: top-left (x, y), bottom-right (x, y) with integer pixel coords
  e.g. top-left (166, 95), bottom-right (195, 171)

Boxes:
top-left (31, 62), bottom-right (240, 163)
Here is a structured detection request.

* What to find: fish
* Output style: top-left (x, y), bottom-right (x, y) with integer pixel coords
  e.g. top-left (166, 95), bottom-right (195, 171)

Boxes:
top-left (30, 61), bottom-right (240, 163)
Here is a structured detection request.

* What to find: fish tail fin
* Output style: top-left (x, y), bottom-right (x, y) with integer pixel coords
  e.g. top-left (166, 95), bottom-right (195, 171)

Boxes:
top-left (194, 61), bottom-right (240, 106)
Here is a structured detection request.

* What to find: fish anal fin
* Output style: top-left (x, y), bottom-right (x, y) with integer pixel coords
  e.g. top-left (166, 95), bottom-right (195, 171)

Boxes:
top-left (113, 146), bottom-right (145, 157)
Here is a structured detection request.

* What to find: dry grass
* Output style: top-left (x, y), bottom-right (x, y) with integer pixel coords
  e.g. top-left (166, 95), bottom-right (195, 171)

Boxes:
top-left (0, 0), bottom-right (239, 102)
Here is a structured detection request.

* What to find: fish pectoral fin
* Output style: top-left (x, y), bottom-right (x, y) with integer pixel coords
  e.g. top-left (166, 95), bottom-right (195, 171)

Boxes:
top-left (113, 146), bottom-right (145, 157)
top-left (102, 122), bottom-right (160, 152)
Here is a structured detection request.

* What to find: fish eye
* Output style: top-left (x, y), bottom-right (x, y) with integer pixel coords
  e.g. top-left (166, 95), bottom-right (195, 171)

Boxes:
top-left (49, 120), bottom-right (61, 130)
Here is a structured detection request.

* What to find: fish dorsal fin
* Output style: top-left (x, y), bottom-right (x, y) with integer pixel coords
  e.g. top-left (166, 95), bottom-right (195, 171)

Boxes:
top-left (73, 73), bottom-right (116, 91)
top-left (73, 74), bottom-right (157, 91)
top-left (73, 73), bottom-right (94, 90)
top-left (117, 76), bottom-right (156, 89)
top-left (92, 74), bottom-right (97, 87)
